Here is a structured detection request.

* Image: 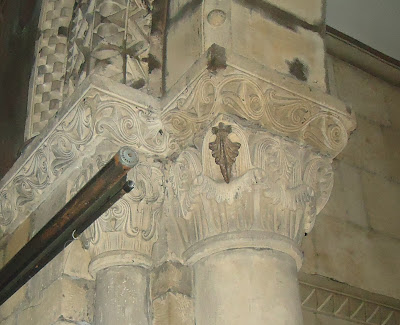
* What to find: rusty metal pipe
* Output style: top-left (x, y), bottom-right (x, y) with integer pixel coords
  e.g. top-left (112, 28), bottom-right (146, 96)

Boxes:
top-left (0, 147), bottom-right (139, 306)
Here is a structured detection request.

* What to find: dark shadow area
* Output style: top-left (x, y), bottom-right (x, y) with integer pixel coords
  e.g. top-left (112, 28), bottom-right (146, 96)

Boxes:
top-left (0, 0), bottom-right (42, 179)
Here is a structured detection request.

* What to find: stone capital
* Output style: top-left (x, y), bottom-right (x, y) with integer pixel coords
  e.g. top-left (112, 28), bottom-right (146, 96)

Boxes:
top-left (161, 65), bottom-right (355, 267)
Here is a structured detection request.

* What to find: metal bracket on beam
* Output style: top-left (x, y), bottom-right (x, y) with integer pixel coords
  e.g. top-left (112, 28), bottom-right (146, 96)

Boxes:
top-left (0, 147), bottom-right (139, 306)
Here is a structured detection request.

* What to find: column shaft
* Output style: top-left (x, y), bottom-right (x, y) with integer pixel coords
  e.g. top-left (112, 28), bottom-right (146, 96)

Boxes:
top-left (94, 266), bottom-right (149, 325)
top-left (194, 248), bottom-right (303, 325)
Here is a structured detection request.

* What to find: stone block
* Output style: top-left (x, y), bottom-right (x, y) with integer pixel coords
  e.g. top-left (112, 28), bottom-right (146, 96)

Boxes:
top-left (263, 0), bottom-right (323, 25)
top-left (332, 56), bottom-right (394, 127)
top-left (386, 87), bottom-right (400, 131)
top-left (231, 2), bottom-right (326, 90)
top-left (18, 277), bottom-right (94, 325)
top-left (322, 160), bottom-right (368, 228)
top-left (166, 5), bottom-right (202, 90)
top-left (28, 241), bottom-right (92, 303)
top-left (381, 127), bottom-right (400, 182)
top-left (151, 261), bottom-right (193, 300)
top-left (337, 116), bottom-right (400, 181)
top-left (361, 172), bottom-right (400, 239)
top-left (0, 284), bottom-right (27, 321)
top-left (0, 313), bottom-right (17, 325)
top-left (5, 219), bottom-right (31, 264)
top-left (302, 214), bottom-right (400, 300)
top-left (152, 292), bottom-right (195, 325)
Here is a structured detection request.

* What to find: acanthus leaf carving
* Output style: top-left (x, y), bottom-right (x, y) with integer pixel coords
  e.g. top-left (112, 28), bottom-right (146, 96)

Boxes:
top-left (75, 154), bottom-right (164, 260)
top-left (169, 120), bottom-right (333, 258)
top-left (209, 123), bottom-right (241, 183)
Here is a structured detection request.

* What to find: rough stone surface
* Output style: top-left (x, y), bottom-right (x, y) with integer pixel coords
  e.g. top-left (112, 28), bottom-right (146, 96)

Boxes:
top-left (152, 293), bottom-right (195, 325)
top-left (361, 172), bottom-right (400, 239)
top-left (302, 213), bottom-right (400, 300)
top-left (17, 277), bottom-right (94, 324)
top-left (231, 2), bottom-right (326, 90)
top-left (94, 266), bottom-right (149, 325)
top-left (194, 249), bottom-right (303, 325)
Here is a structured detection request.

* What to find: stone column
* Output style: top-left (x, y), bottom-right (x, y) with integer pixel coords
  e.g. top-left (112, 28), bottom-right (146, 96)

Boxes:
top-left (166, 70), bottom-right (355, 325)
top-left (158, 0), bottom-right (356, 322)
top-left (68, 153), bottom-right (164, 325)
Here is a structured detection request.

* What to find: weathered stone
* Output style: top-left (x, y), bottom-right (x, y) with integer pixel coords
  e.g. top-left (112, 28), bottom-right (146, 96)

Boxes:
top-left (322, 160), bottom-right (368, 228)
top-left (231, 3), bottom-right (326, 90)
top-left (332, 56), bottom-right (395, 127)
top-left (302, 214), bottom-right (400, 300)
top-left (361, 172), bottom-right (400, 239)
top-left (152, 293), bottom-right (195, 325)
top-left (17, 277), bottom-right (94, 324)
top-left (151, 261), bottom-right (193, 300)
top-left (94, 266), bottom-right (149, 325)
top-left (4, 219), bottom-right (30, 264)
top-left (194, 249), bottom-right (302, 325)
top-left (0, 285), bottom-right (27, 321)
top-left (263, 0), bottom-right (323, 25)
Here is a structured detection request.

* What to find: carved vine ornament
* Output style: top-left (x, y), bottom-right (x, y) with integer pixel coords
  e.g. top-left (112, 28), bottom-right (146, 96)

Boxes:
top-left (0, 69), bottom-right (355, 261)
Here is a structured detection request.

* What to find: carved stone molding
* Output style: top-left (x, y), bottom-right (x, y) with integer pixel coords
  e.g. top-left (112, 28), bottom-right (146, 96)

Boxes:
top-left (26, 0), bottom-right (75, 138)
top-left (300, 282), bottom-right (400, 325)
top-left (0, 79), bottom-right (167, 235)
top-left (1, 65), bottom-right (355, 270)
top-left (168, 115), bottom-right (334, 266)
top-left (162, 69), bottom-right (355, 158)
top-left (67, 153), bottom-right (164, 275)
top-left (64, 0), bottom-right (152, 97)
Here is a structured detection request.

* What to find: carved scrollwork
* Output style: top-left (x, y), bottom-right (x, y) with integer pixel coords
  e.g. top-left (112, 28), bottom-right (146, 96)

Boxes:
top-left (0, 89), bottom-right (169, 231)
top-left (94, 98), bottom-right (168, 154)
top-left (163, 72), bottom-right (353, 157)
top-left (0, 192), bottom-right (14, 226)
top-left (49, 98), bottom-right (94, 176)
top-left (13, 148), bottom-right (49, 207)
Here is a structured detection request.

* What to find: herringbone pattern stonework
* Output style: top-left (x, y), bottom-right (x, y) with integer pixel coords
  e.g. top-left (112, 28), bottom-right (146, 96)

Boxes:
top-left (27, 0), bottom-right (75, 137)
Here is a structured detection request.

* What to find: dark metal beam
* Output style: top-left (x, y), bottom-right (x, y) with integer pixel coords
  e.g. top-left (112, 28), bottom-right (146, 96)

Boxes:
top-left (0, 147), bottom-right (139, 306)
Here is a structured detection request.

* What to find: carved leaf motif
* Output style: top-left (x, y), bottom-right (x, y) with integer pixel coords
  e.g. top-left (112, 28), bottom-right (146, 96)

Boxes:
top-left (209, 123), bottom-right (241, 183)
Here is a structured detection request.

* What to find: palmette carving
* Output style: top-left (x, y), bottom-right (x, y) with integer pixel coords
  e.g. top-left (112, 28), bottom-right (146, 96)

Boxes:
top-left (209, 123), bottom-right (241, 183)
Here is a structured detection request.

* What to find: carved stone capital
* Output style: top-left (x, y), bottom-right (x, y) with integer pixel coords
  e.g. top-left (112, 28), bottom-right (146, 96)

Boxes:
top-left (67, 153), bottom-right (164, 276)
top-left (168, 114), bottom-right (334, 268)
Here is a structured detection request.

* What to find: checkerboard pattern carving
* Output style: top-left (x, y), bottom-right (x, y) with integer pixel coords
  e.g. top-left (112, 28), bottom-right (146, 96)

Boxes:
top-left (27, 0), bottom-right (75, 138)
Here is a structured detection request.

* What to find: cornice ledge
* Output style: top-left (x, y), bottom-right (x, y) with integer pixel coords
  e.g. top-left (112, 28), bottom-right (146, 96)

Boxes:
top-left (161, 51), bottom-right (356, 158)
top-left (0, 75), bottom-right (166, 237)
top-left (299, 273), bottom-right (400, 324)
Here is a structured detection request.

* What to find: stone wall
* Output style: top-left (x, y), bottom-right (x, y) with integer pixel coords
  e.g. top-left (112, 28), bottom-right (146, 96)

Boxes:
top-left (300, 54), bottom-right (400, 324)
